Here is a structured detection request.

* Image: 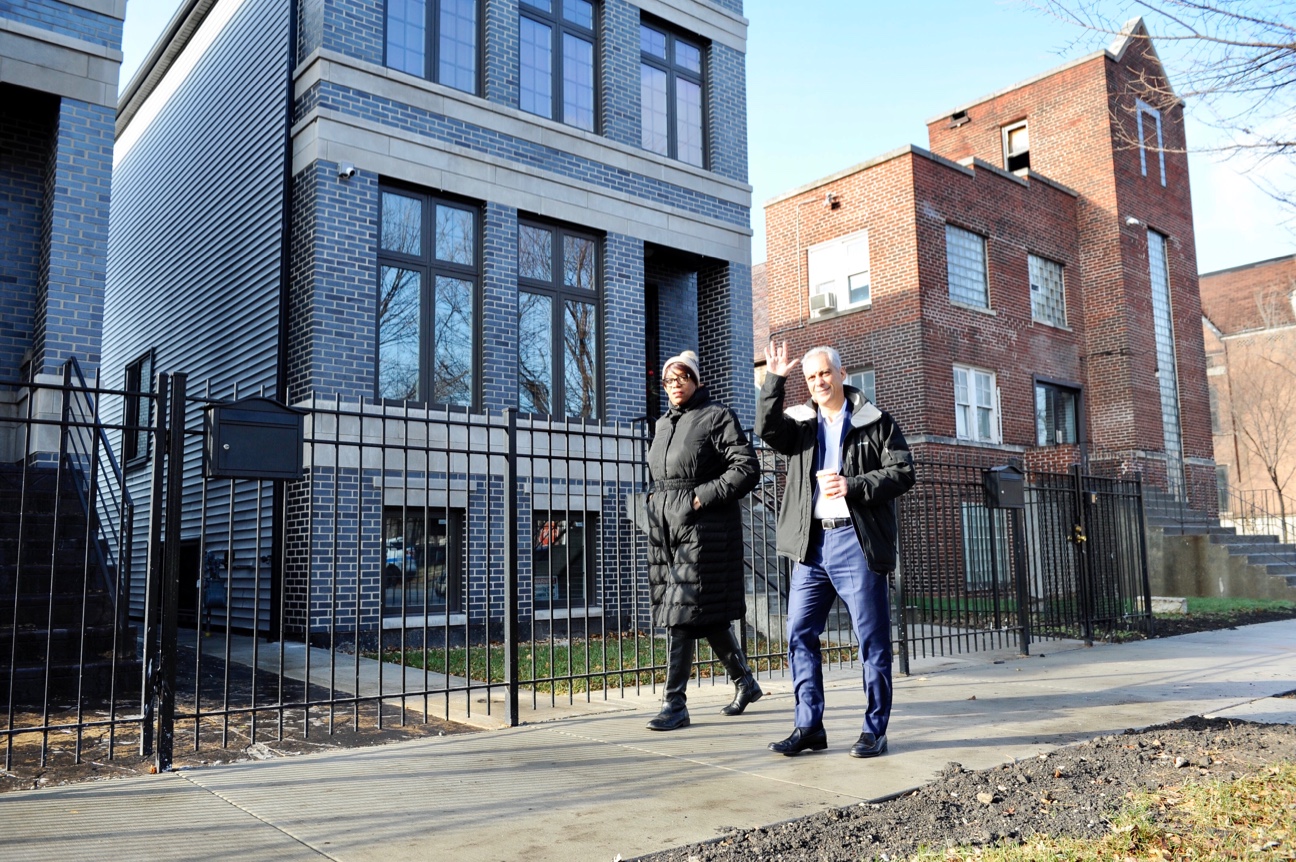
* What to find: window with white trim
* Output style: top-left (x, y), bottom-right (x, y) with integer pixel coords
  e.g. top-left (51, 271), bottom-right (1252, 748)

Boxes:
top-left (846, 367), bottom-right (875, 404)
top-left (1135, 99), bottom-right (1166, 186)
top-left (807, 229), bottom-right (870, 312)
top-left (953, 365), bottom-right (999, 443)
top-left (946, 225), bottom-right (988, 308)
top-left (1028, 254), bottom-right (1066, 327)
top-left (1002, 120), bottom-right (1029, 172)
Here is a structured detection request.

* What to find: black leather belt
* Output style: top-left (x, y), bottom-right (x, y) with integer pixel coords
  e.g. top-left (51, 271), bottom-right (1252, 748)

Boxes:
top-left (819, 518), bottom-right (852, 530)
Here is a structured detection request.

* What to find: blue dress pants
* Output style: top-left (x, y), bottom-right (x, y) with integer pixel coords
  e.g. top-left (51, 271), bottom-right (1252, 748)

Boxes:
top-left (787, 523), bottom-right (892, 736)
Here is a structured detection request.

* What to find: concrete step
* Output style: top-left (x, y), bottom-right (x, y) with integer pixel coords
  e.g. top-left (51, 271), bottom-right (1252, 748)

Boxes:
top-left (1212, 533), bottom-right (1277, 544)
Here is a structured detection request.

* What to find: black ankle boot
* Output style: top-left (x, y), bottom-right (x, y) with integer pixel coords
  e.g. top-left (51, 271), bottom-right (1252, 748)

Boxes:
top-left (708, 626), bottom-right (763, 716)
top-left (647, 633), bottom-right (693, 731)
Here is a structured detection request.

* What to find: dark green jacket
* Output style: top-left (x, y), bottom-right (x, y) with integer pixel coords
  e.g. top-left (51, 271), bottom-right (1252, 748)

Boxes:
top-left (754, 373), bottom-right (915, 571)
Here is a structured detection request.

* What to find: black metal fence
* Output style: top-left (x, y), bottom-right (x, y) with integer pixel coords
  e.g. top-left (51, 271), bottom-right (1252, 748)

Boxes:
top-left (2, 369), bottom-right (1152, 774)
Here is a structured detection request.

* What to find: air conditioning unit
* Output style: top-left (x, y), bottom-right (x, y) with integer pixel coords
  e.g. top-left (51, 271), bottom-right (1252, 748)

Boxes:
top-left (809, 292), bottom-right (837, 317)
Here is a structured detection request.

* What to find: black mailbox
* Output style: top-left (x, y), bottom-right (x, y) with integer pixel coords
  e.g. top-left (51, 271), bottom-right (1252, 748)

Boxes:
top-left (983, 464), bottom-right (1025, 509)
top-left (205, 397), bottom-right (306, 480)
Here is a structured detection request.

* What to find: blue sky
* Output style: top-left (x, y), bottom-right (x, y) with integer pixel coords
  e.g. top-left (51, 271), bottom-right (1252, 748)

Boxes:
top-left (119, 0), bottom-right (1294, 274)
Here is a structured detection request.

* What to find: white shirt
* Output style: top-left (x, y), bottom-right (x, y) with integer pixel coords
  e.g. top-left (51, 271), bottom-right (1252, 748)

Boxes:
top-left (813, 405), bottom-right (851, 519)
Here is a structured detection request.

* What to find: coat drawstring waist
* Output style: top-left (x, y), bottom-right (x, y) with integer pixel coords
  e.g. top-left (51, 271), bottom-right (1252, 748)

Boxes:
top-left (652, 479), bottom-right (696, 492)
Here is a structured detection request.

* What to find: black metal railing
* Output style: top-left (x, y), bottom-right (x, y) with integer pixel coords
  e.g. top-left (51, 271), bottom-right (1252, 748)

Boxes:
top-left (1, 368), bottom-right (151, 773)
top-left (3, 372), bottom-right (1155, 774)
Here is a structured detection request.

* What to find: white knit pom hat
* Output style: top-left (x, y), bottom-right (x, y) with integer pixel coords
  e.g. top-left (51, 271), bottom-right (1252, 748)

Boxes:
top-left (662, 350), bottom-right (701, 384)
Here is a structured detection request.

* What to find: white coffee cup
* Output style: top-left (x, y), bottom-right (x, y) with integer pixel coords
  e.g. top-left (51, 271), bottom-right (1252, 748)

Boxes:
top-left (816, 469), bottom-right (839, 498)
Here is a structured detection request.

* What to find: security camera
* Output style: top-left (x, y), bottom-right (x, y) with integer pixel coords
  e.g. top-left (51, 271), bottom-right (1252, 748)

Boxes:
top-left (338, 162), bottom-right (357, 180)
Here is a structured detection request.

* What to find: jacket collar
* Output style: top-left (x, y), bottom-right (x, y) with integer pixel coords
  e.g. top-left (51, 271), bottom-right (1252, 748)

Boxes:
top-left (668, 385), bottom-right (711, 418)
top-left (786, 385), bottom-right (881, 428)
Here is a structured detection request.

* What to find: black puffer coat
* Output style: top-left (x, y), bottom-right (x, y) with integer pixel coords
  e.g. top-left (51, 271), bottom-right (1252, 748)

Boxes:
top-left (647, 388), bottom-right (759, 629)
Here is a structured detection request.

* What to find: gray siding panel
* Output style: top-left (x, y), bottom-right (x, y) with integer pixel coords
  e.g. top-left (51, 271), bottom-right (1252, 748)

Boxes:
top-left (103, 0), bottom-right (291, 631)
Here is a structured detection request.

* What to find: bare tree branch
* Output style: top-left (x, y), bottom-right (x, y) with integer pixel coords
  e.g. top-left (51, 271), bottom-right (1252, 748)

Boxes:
top-left (1029, 0), bottom-right (1296, 211)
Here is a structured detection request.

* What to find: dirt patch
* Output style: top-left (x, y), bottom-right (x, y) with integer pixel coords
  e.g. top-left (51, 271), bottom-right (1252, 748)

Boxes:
top-left (1135, 606), bottom-right (1296, 639)
top-left (635, 716), bottom-right (1296, 862)
top-left (1, 642), bottom-right (476, 793)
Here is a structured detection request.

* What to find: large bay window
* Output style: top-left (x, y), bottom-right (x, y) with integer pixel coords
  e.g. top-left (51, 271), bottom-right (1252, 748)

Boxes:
top-left (385, 0), bottom-right (478, 93)
top-left (518, 221), bottom-right (601, 419)
top-left (377, 188), bottom-right (478, 407)
top-left (640, 20), bottom-right (704, 167)
top-left (519, 0), bottom-right (597, 131)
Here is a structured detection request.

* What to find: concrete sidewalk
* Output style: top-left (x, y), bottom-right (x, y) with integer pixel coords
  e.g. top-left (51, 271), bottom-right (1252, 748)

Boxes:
top-left (2, 621), bottom-right (1294, 862)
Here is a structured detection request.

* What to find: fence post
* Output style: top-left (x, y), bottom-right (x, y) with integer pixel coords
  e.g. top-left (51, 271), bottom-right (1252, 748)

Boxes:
top-left (894, 506), bottom-right (909, 676)
top-left (503, 408), bottom-right (519, 727)
top-left (1134, 474), bottom-right (1155, 638)
top-left (1010, 507), bottom-right (1031, 656)
top-left (155, 372), bottom-right (186, 772)
top-left (139, 373), bottom-right (169, 757)
top-left (1072, 464), bottom-right (1094, 646)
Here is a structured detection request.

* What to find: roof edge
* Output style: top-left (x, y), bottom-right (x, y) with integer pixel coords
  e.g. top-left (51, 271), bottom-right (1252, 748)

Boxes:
top-left (116, 0), bottom-right (215, 130)
top-left (923, 16), bottom-right (1176, 127)
top-left (1200, 252), bottom-right (1296, 280)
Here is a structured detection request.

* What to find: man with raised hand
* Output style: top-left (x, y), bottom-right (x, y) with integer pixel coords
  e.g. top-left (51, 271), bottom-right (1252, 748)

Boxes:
top-left (755, 341), bottom-right (915, 758)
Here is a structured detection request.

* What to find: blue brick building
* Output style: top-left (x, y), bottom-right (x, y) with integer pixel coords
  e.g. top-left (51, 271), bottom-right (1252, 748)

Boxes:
top-left (103, 0), bottom-right (752, 639)
top-left (0, 0), bottom-right (122, 388)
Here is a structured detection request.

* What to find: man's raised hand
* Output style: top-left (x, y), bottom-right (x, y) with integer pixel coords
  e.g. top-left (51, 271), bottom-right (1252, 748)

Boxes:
top-left (764, 341), bottom-right (800, 378)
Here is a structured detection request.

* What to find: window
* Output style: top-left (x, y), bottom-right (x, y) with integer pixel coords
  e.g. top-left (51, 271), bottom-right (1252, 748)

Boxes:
top-left (517, 221), bottom-right (600, 418)
top-left (1035, 381), bottom-right (1078, 446)
top-left (532, 512), bottom-right (597, 610)
top-left (376, 188), bottom-right (478, 407)
top-left (1135, 99), bottom-right (1166, 186)
top-left (123, 350), bottom-right (154, 466)
top-left (807, 229), bottom-right (870, 312)
top-left (1028, 254), bottom-right (1066, 327)
top-left (383, 508), bottom-right (464, 616)
top-left (946, 225), bottom-right (988, 308)
top-left (1148, 229), bottom-right (1185, 497)
top-left (640, 21), bottom-right (704, 167)
top-left (385, 0), bottom-right (478, 92)
top-left (1002, 120), bottom-right (1029, 172)
top-left (846, 367), bottom-right (875, 404)
top-left (962, 503), bottom-right (1011, 591)
top-left (519, 0), bottom-right (596, 131)
top-left (954, 365), bottom-right (998, 444)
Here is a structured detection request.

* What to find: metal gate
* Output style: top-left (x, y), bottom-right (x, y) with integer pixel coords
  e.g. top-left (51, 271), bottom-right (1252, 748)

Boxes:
top-left (895, 453), bottom-right (1153, 670)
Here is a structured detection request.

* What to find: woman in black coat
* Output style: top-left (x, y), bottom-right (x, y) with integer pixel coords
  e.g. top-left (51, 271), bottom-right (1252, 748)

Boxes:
top-left (646, 350), bottom-right (762, 731)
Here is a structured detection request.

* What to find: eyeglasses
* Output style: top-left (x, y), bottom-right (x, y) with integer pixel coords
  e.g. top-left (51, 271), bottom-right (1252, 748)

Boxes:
top-left (662, 375), bottom-right (693, 388)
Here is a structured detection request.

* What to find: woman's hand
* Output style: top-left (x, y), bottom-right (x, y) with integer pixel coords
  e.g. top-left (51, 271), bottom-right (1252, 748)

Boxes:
top-left (692, 496), bottom-right (702, 511)
top-left (764, 340), bottom-right (799, 378)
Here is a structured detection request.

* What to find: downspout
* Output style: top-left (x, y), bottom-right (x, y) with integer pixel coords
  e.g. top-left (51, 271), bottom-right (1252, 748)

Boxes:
top-left (268, 0), bottom-right (299, 643)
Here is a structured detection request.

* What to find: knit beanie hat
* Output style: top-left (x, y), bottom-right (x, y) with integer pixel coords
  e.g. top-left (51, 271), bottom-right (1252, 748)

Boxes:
top-left (662, 350), bottom-right (701, 384)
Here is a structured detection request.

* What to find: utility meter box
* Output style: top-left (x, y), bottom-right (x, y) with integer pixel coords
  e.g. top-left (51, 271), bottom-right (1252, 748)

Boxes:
top-left (983, 464), bottom-right (1025, 510)
top-left (205, 397), bottom-right (305, 480)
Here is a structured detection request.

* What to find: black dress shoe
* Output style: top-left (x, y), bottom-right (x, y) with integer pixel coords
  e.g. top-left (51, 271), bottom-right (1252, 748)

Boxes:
top-left (849, 732), bottom-right (887, 758)
top-left (768, 726), bottom-right (827, 756)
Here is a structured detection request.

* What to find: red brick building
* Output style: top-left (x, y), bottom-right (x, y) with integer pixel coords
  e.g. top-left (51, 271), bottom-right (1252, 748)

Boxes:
top-left (1201, 254), bottom-right (1296, 514)
top-left (760, 19), bottom-right (1213, 504)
